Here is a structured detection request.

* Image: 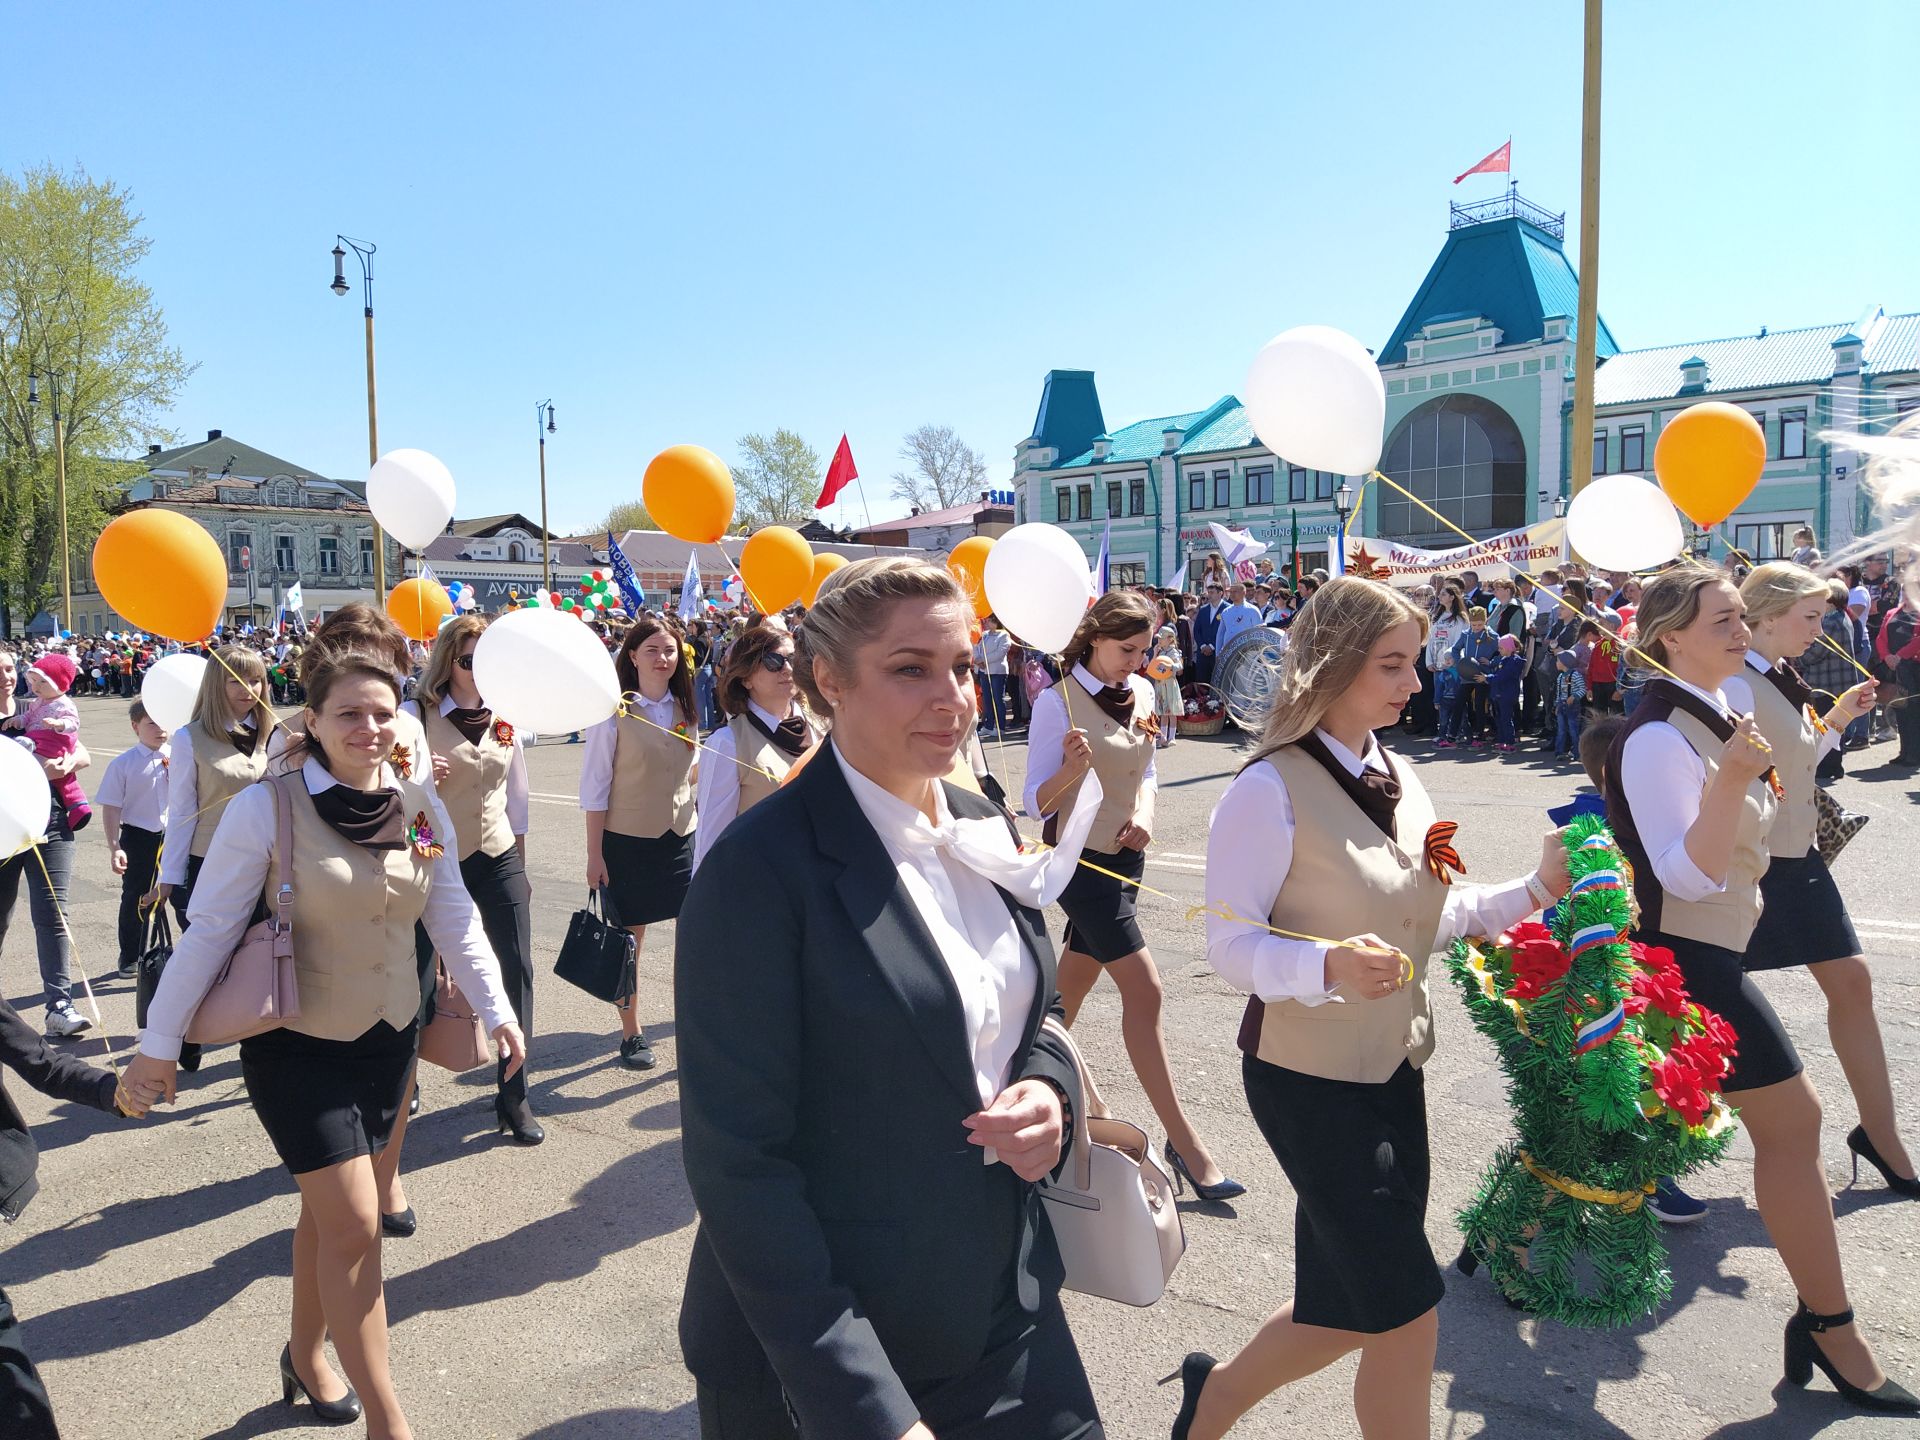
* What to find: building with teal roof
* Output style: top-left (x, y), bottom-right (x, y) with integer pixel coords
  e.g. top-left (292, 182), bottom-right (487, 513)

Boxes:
top-left (1014, 190), bottom-right (1917, 584)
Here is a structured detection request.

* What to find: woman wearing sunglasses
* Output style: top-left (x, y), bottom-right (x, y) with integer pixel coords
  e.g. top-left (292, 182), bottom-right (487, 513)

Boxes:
top-left (406, 613), bottom-right (538, 1143)
top-left (581, 616), bottom-right (701, 1070)
top-left (693, 620), bottom-right (819, 872)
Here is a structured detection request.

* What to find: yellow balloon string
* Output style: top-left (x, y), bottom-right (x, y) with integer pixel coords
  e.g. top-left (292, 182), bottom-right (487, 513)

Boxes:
top-left (1813, 630), bottom-right (1877, 683)
top-left (614, 692), bottom-right (777, 782)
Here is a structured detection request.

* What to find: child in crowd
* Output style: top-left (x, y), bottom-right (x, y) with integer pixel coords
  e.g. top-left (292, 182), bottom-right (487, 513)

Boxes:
top-left (95, 700), bottom-right (175, 975)
top-left (1552, 648), bottom-right (1588, 763)
top-left (1584, 618), bottom-right (1620, 713)
top-left (3, 654), bottom-right (90, 831)
top-left (1540, 716), bottom-right (1707, 1225)
top-left (1147, 624), bottom-right (1183, 748)
top-left (1433, 652), bottom-right (1462, 749)
top-left (1451, 605), bottom-right (1500, 746)
top-left (1488, 634), bottom-right (1526, 751)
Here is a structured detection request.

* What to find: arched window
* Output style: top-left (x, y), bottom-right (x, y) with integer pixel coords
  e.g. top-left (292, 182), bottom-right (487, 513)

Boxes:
top-left (1377, 394), bottom-right (1527, 542)
top-left (508, 541), bottom-right (525, 562)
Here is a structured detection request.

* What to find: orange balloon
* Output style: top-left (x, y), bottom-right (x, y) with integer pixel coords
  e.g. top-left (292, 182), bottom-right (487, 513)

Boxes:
top-left (947, 535), bottom-right (994, 619)
top-left (739, 526), bottom-right (814, 612)
top-left (1654, 402), bottom-right (1765, 527)
top-left (642, 445), bottom-right (736, 543)
top-left (92, 509), bottom-right (227, 641)
top-left (802, 551), bottom-right (848, 607)
top-left (386, 578), bottom-right (452, 641)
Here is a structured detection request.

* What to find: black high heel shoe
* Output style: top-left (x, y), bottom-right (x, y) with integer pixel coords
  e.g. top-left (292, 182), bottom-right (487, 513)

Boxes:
top-left (380, 1206), bottom-right (417, 1238)
top-left (1846, 1125), bottom-right (1920, 1198)
top-left (1783, 1303), bottom-right (1920, 1413)
top-left (1163, 1141), bottom-right (1247, 1202)
top-left (279, 1343), bottom-right (362, 1425)
top-left (1158, 1351), bottom-right (1216, 1440)
top-left (496, 1093), bottom-right (545, 1146)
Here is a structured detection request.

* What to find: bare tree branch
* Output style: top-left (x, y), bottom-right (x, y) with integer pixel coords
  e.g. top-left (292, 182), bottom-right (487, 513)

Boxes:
top-left (889, 424), bottom-right (988, 512)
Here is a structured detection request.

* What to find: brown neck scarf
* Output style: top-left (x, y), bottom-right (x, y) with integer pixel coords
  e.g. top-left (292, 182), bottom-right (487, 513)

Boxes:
top-left (1078, 671), bottom-right (1136, 728)
top-left (746, 708), bottom-right (813, 758)
top-left (446, 705), bottom-right (493, 746)
top-left (1757, 657), bottom-right (1815, 714)
top-left (1292, 731), bottom-right (1401, 841)
top-left (309, 784), bottom-right (408, 850)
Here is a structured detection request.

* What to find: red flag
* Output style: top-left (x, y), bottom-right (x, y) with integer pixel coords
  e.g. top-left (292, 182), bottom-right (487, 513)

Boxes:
top-left (1454, 140), bottom-right (1511, 185)
top-left (816, 434), bottom-right (857, 508)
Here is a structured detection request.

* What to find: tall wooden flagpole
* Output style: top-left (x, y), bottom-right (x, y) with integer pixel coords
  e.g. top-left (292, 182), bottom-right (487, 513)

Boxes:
top-left (1567, 0), bottom-right (1604, 509)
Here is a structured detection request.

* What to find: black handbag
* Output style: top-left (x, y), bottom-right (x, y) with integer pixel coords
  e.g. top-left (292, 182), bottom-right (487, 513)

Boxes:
top-left (554, 890), bottom-right (637, 1003)
top-left (134, 906), bottom-right (175, 1030)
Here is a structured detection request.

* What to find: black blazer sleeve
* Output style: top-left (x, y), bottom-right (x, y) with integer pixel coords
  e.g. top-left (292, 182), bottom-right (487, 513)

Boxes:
top-left (1, 997), bottom-right (118, 1112)
top-left (676, 828), bottom-right (921, 1440)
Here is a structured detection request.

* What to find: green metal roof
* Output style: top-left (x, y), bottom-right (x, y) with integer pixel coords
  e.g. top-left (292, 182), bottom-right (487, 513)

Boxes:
top-left (1381, 216), bottom-right (1618, 366)
top-left (1030, 370), bottom-right (1107, 465)
top-left (1593, 310), bottom-right (1920, 406)
top-left (144, 434), bottom-right (328, 481)
top-left (1054, 407), bottom-right (1205, 469)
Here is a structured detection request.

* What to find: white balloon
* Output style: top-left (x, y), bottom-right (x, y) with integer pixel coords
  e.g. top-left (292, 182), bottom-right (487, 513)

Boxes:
top-left (471, 606), bottom-right (621, 734)
top-left (366, 448), bottom-right (457, 550)
top-left (983, 523), bottom-right (1095, 654)
top-left (1242, 324), bottom-right (1386, 477)
top-left (140, 653), bottom-right (208, 735)
top-left (0, 738), bottom-right (52, 859)
top-left (1566, 474), bottom-right (1686, 573)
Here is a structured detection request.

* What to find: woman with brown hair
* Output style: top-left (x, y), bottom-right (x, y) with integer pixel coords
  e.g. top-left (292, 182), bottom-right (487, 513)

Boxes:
top-left (123, 647), bottom-right (526, 1440)
top-left (1170, 577), bottom-right (1569, 1439)
top-left (580, 615), bottom-right (700, 1070)
top-left (692, 619), bottom-right (819, 871)
top-left (406, 612), bottom-right (539, 1143)
top-left (1606, 563), bottom-right (1913, 1413)
top-left (1024, 590), bottom-right (1244, 1201)
top-left (151, 645), bottom-right (274, 917)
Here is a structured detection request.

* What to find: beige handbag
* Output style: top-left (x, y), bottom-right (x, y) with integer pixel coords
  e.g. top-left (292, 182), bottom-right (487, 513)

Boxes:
top-left (183, 776), bottom-right (301, 1045)
top-left (418, 964), bottom-right (492, 1073)
top-left (1036, 1016), bottom-right (1186, 1306)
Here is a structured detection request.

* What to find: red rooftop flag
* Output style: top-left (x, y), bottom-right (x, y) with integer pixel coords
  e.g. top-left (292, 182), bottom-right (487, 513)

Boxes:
top-left (816, 434), bottom-right (857, 508)
top-left (1454, 140), bottom-right (1512, 185)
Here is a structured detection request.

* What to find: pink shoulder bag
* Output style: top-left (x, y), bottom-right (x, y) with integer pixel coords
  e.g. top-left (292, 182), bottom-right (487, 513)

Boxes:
top-left (185, 775), bottom-right (301, 1044)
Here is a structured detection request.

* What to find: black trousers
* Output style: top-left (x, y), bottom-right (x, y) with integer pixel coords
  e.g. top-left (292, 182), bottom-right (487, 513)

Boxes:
top-left (0, 1283), bottom-right (59, 1440)
top-left (115, 824), bottom-right (165, 970)
top-left (461, 845), bottom-right (535, 1101)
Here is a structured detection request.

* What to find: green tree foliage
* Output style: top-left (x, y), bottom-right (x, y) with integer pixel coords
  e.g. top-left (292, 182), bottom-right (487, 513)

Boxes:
top-left (0, 165), bottom-right (192, 630)
top-left (734, 429), bottom-right (821, 531)
top-left (601, 498), bottom-right (655, 535)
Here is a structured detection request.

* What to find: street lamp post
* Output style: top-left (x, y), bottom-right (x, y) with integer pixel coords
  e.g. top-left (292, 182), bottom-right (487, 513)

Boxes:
top-left (535, 400), bottom-right (557, 593)
top-left (1333, 480), bottom-right (1355, 574)
top-left (331, 235), bottom-right (386, 595)
top-left (26, 366), bottom-right (72, 637)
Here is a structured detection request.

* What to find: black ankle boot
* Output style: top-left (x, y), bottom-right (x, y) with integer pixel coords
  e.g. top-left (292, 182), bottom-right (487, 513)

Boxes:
top-left (496, 1092), bottom-right (545, 1145)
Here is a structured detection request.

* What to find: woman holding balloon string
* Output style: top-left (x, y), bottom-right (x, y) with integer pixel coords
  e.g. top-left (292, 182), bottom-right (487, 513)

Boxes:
top-left (1023, 589), bottom-right (1245, 1201)
top-left (692, 619), bottom-right (818, 872)
top-left (581, 615), bottom-right (700, 1071)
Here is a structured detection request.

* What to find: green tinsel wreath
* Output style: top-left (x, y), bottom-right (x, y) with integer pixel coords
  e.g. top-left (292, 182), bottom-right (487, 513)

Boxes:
top-left (1444, 814), bottom-right (1739, 1327)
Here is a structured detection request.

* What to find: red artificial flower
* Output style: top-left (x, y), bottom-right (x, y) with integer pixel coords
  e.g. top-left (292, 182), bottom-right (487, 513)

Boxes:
top-left (1701, 1009), bottom-right (1740, 1061)
top-left (1501, 922), bottom-right (1571, 1001)
top-left (1630, 964), bottom-right (1690, 1020)
top-left (1650, 1053), bottom-right (1713, 1126)
top-left (1630, 941), bottom-right (1679, 976)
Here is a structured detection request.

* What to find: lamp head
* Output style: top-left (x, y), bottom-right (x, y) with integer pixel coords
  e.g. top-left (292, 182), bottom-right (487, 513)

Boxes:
top-left (26, 369), bottom-right (37, 407)
top-left (1335, 481), bottom-right (1354, 511)
top-left (546, 403), bottom-right (557, 434)
top-left (330, 243), bottom-right (349, 297)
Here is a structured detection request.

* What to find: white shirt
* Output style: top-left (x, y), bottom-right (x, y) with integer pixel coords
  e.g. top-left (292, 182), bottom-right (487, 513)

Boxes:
top-left (972, 629), bottom-right (1011, 676)
top-left (96, 742), bottom-right (171, 833)
top-left (404, 696), bottom-right (532, 837)
top-left (1205, 728), bottom-right (1535, 1006)
top-left (1618, 676), bottom-right (1746, 900)
top-left (137, 758), bottom-right (515, 1063)
top-left (1214, 602), bottom-right (1265, 655)
top-left (160, 720), bottom-right (258, 887)
top-left (692, 701), bottom-right (813, 871)
top-left (1022, 665), bottom-right (1158, 820)
top-left (1721, 652), bottom-right (1841, 761)
top-left (1847, 584), bottom-right (1871, 619)
top-left (579, 690), bottom-right (682, 811)
top-left (832, 745), bottom-right (1036, 1113)
top-left (1427, 614), bottom-right (1470, 669)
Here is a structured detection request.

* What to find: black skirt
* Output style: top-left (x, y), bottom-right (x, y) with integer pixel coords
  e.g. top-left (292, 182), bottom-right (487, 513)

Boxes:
top-left (603, 826), bottom-right (694, 928)
top-left (1243, 1055), bottom-right (1442, 1334)
top-left (1746, 849), bottom-right (1859, 971)
top-left (1056, 845), bottom-right (1145, 964)
top-left (1644, 929), bottom-right (1802, 1092)
top-left (240, 1020), bottom-right (420, 1176)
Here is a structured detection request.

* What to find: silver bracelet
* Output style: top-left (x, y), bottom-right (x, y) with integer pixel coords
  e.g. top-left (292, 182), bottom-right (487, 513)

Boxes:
top-left (1524, 871), bottom-right (1556, 912)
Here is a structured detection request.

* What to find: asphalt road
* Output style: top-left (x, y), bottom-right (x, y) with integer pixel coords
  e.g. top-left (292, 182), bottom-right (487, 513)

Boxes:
top-left (7, 698), bottom-right (1918, 1439)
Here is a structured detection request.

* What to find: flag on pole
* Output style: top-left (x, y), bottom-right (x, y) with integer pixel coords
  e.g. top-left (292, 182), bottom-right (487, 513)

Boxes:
top-left (1207, 521), bottom-right (1268, 567)
top-left (1454, 140), bottom-right (1511, 185)
top-left (1169, 549), bottom-right (1189, 593)
top-left (605, 531), bottom-right (647, 613)
top-left (418, 560), bottom-right (438, 586)
top-left (816, 434), bottom-right (858, 509)
top-left (1289, 508), bottom-right (1300, 587)
top-left (284, 581), bottom-right (304, 615)
top-left (678, 550), bottom-right (704, 621)
top-left (1094, 518), bottom-right (1111, 595)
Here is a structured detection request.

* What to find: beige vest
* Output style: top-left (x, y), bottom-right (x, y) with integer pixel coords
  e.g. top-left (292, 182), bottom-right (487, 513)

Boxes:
top-left (1654, 708), bottom-right (1777, 951)
top-left (1045, 676), bottom-right (1155, 852)
top-left (276, 775), bottom-right (435, 1042)
top-left (606, 709), bottom-right (697, 838)
top-left (1244, 746), bottom-right (1448, 1085)
top-left (189, 729), bottom-right (269, 857)
top-left (725, 711), bottom-right (808, 820)
top-left (1742, 661), bottom-right (1818, 858)
top-left (420, 703), bottom-right (515, 861)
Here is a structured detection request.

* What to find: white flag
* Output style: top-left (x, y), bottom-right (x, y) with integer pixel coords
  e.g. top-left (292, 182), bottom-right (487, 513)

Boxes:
top-left (1207, 521), bottom-right (1268, 567)
top-left (677, 551), bottom-right (703, 621)
top-left (284, 581), bottom-right (305, 613)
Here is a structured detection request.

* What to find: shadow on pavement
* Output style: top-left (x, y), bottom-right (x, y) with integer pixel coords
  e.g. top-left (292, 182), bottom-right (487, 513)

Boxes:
top-left (522, 1401), bottom-right (699, 1438)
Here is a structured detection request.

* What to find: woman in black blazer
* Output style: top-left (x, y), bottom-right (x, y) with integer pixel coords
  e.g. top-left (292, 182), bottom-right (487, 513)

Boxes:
top-left (676, 557), bottom-right (1102, 1440)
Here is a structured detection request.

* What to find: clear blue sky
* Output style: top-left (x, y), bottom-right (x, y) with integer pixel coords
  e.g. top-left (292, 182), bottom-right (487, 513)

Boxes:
top-left (11, 1), bottom-right (1911, 533)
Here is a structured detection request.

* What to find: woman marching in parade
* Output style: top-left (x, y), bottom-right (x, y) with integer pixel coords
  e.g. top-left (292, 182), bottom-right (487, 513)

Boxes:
top-left (150, 644), bottom-right (273, 918)
top-left (1605, 563), bottom-right (1914, 1413)
top-left (123, 646), bottom-right (526, 1440)
top-left (692, 618), bottom-right (818, 870)
top-left (580, 615), bottom-right (699, 1070)
top-left (1172, 576), bottom-right (1570, 1440)
top-left (406, 612), bottom-right (540, 1144)
top-left (1025, 589), bottom-right (1243, 1201)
